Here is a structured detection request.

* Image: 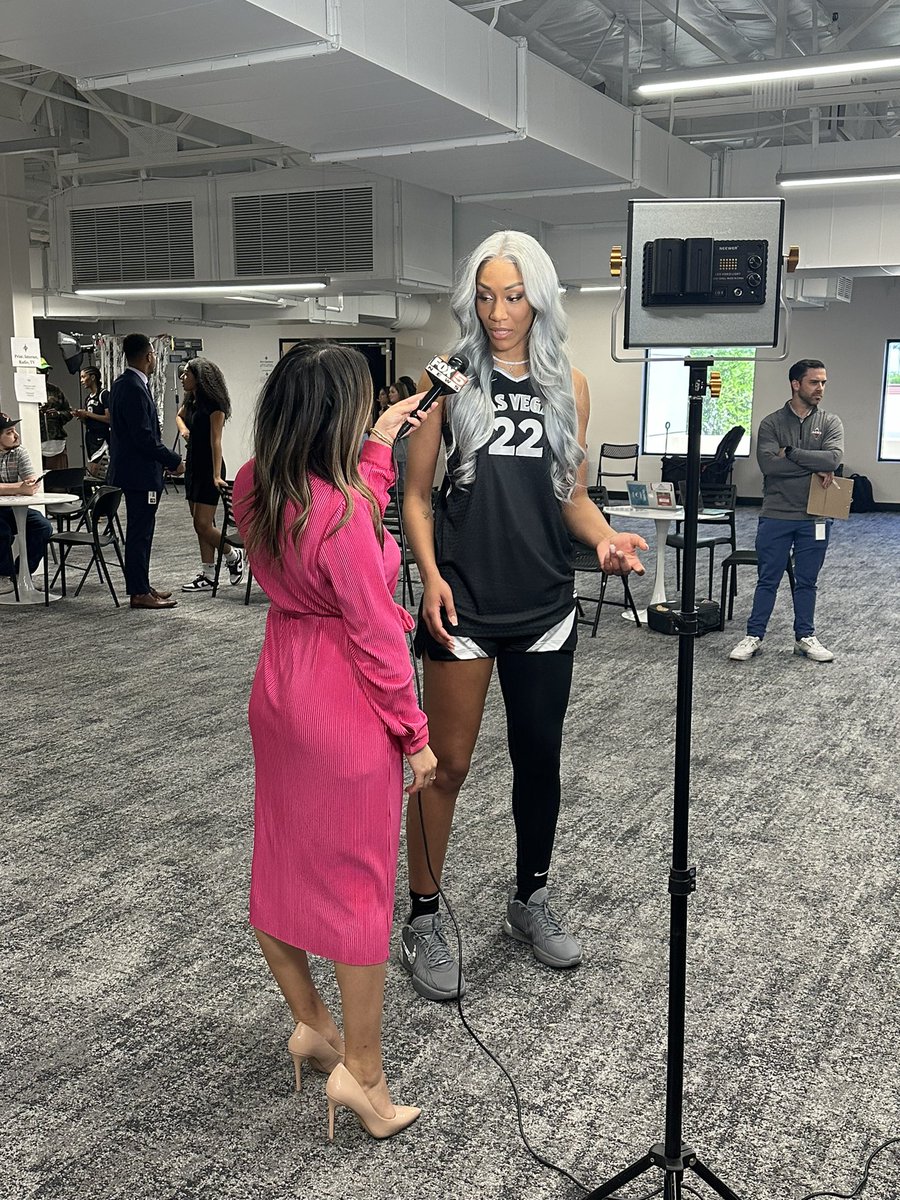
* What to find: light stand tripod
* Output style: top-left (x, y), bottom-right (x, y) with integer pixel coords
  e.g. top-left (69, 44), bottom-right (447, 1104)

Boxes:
top-left (587, 358), bottom-right (739, 1200)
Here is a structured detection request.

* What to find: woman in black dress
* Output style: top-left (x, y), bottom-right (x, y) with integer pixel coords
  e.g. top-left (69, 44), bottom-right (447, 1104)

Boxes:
top-left (178, 358), bottom-right (243, 592)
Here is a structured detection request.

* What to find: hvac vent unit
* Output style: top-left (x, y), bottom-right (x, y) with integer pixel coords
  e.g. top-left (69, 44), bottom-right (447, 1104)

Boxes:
top-left (70, 200), bottom-right (194, 286)
top-left (232, 186), bottom-right (374, 276)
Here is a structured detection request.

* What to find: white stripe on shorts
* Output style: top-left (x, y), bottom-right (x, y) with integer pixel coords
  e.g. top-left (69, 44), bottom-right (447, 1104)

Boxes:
top-left (525, 607), bottom-right (577, 652)
top-left (448, 635), bottom-right (491, 660)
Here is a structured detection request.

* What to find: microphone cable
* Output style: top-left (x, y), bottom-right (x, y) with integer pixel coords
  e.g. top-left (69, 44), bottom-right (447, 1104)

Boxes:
top-left (392, 459), bottom-right (662, 1200)
top-left (796, 1136), bottom-right (900, 1200)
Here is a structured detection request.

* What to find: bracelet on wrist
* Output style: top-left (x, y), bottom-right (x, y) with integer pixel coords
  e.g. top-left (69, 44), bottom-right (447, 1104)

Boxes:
top-left (369, 427), bottom-right (394, 447)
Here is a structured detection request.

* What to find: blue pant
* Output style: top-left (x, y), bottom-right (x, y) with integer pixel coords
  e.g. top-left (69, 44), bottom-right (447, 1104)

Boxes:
top-left (122, 489), bottom-right (160, 596)
top-left (747, 516), bottom-right (832, 640)
top-left (0, 507), bottom-right (53, 577)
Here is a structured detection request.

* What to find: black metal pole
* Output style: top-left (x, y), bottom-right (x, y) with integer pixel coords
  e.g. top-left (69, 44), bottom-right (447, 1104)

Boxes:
top-left (588, 358), bottom-right (739, 1200)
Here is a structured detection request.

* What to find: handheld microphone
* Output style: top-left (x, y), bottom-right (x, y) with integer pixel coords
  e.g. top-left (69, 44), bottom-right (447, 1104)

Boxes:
top-left (395, 354), bottom-right (469, 439)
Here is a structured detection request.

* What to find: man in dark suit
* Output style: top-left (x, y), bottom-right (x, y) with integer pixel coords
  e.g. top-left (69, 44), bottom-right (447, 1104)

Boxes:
top-left (108, 333), bottom-right (184, 610)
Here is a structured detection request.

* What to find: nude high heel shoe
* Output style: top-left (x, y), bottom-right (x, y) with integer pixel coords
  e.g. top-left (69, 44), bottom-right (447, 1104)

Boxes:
top-left (325, 1063), bottom-right (421, 1141)
top-left (287, 1022), bottom-right (343, 1093)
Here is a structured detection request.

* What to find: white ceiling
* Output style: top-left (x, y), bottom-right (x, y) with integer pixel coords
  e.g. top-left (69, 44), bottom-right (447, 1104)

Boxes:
top-left (2, 0), bottom-right (899, 291)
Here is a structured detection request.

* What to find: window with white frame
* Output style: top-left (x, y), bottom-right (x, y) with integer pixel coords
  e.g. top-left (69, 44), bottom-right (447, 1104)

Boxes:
top-left (642, 347), bottom-right (754, 458)
top-left (880, 341), bottom-right (900, 461)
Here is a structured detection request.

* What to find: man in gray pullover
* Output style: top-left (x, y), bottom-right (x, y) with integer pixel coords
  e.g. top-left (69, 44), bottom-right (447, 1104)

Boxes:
top-left (730, 359), bottom-right (843, 663)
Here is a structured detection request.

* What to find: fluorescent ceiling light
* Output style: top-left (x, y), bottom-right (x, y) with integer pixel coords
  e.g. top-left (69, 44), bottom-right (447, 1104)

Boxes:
top-left (578, 285), bottom-right (619, 292)
top-left (223, 295), bottom-right (288, 305)
top-left (636, 51), bottom-right (900, 97)
top-left (776, 166), bottom-right (900, 188)
top-left (75, 279), bottom-right (328, 298)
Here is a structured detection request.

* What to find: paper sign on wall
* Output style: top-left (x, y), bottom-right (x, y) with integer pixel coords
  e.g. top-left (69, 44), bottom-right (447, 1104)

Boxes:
top-left (10, 337), bottom-right (42, 369)
top-left (14, 374), bottom-right (47, 406)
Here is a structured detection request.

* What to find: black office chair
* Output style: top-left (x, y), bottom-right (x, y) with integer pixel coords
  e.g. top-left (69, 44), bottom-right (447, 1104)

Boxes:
top-left (596, 443), bottom-right (639, 493)
top-left (666, 483), bottom-right (737, 599)
top-left (572, 485), bottom-right (642, 633)
top-left (211, 481), bottom-right (255, 605)
top-left (43, 486), bottom-right (125, 607)
top-left (700, 424), bottom-right (744, 488)
top-left (719, 550), bottom-right (796, 629)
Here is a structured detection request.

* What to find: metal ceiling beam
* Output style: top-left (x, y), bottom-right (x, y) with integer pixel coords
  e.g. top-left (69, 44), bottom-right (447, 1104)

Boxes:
top-left (489, 5), bottom-right (608, 85)
top-left (522, 0), bottom-right (570, 34)
top-left (640, 0), bottom-right (738, 63)
top-left (0, 77), bottom-right (218, 147)
top-left (84, 90), bottom-right (137, 142)
top-left (18, 71), bottom-right (56, 124)
top-left (463, 0), bottom-right (528, 11)
top-left (579, 18), bottom-right (618, 79)
top-left (752, 0), bottom-right (808, 56)
top-left (0, 135), bottom-right (65, 155)
top-left (53, 142), bottom-right (301, 177)
top-left (775, 0), bottom-right (788, 57)
top-left (830, 0), bottom-right (896, 51)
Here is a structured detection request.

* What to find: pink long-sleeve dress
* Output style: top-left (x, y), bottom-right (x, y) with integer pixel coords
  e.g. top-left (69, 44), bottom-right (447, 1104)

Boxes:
top-left (233, 441), bottom-right (428, 966)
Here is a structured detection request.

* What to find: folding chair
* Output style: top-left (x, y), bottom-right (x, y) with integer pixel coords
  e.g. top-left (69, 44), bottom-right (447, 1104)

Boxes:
top-left (573, 485), bottom-right (642, 632)
top-left (211, 481), bottom-right (255, 605)
top-left (43, 486), bottom-right (125, 607)
top-left (596, 443), bottom-right (639, 492)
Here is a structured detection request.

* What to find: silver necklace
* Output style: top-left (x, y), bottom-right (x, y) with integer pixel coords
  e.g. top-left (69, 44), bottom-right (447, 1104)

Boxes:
top-left (493, 355), bottom-right (529, 366)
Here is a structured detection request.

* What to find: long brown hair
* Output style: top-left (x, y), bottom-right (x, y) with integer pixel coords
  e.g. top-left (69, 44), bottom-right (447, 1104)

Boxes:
top-left (184, 357), bottom-right (231, 417)
top-left (242, 341), bottom-right (381, 561)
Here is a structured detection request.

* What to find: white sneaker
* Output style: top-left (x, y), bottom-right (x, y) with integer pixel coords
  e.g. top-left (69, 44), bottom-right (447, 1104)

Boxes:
top-left (181, 573), bottom-right (214, 592)
top-left (729, 635), bottom-right (762, 661)
top-left (794, 636), bottom-right (834, 662)
top-left (0, 577), bottom-right (15, 596)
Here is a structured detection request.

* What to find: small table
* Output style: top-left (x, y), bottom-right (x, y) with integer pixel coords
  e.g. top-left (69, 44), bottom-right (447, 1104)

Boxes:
top-left (605, 504), bottom-right (686, 623)
top-left (0, 492), bottom-right (79, 605)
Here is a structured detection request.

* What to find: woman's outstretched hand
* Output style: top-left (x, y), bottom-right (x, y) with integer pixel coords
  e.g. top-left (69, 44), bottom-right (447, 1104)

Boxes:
top-left (597, 532), bottom-right (648, 576)
top-left (406, 744), bottom-right (438, 795)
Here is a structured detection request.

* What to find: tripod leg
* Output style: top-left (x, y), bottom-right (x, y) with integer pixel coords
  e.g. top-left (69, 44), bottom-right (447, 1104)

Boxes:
top-left (690, 1158), bottom-right (741, 1200)
top-left (585, 1152), bottom-right (655, 1199)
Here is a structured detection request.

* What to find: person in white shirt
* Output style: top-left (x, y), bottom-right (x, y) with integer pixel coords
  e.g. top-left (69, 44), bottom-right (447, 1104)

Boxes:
top-left (0, 414), bottom-right (52, 594)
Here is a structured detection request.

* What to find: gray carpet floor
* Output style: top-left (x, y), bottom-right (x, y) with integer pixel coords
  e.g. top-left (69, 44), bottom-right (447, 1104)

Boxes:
top-left (3, 491), bottom-right (899, 1200)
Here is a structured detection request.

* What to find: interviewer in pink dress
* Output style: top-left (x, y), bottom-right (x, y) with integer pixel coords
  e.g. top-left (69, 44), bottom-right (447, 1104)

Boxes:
top-left (234, 341), bottom-right (436, 1140)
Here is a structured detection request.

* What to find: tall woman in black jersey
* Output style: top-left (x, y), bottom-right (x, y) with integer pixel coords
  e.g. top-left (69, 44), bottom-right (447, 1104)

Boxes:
top-left (399, 230), bottom-right (647, 1001)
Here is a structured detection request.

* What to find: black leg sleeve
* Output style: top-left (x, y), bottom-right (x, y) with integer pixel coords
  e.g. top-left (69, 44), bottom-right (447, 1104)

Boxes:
top-left (496, 649), bottom-right (574, 901)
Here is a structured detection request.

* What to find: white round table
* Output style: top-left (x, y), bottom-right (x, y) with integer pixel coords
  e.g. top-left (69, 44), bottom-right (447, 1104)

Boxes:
top-left (0, 492), bottom-right (79, 605)
top-left (605, 504), bottom-right (685, 623)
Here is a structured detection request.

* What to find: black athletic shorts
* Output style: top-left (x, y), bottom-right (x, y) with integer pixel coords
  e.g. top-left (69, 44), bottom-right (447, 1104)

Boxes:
top-left (414, 607), bottom-right (577, 661)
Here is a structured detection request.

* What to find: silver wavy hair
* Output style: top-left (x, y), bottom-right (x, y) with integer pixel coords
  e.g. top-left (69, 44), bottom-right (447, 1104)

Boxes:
top-left (445, 230), bottom-right (584, 500)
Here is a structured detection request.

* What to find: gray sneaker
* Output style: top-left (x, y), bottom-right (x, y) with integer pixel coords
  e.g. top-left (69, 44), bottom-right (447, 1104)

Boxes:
top-left (729, 635), bottom-right (762, 661)
top-left (794, 635), bottom-right (834, 662)
top-left (504, 887), bottom-right (582, 968)
top-left (398, 913), bottom-right (466, 1001)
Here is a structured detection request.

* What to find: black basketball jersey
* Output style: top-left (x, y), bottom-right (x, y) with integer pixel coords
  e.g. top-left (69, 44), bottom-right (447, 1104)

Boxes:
top-left (433, 369), bottom-right (575, 638)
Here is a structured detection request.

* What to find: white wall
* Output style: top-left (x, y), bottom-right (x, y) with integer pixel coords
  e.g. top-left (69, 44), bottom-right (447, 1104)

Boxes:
top-left (36, 276), bottom-right (900, 504)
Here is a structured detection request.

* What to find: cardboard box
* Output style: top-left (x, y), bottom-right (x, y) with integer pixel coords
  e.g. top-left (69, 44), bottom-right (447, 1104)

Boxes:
top-left (807, 474), bottom-right (853, 519)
